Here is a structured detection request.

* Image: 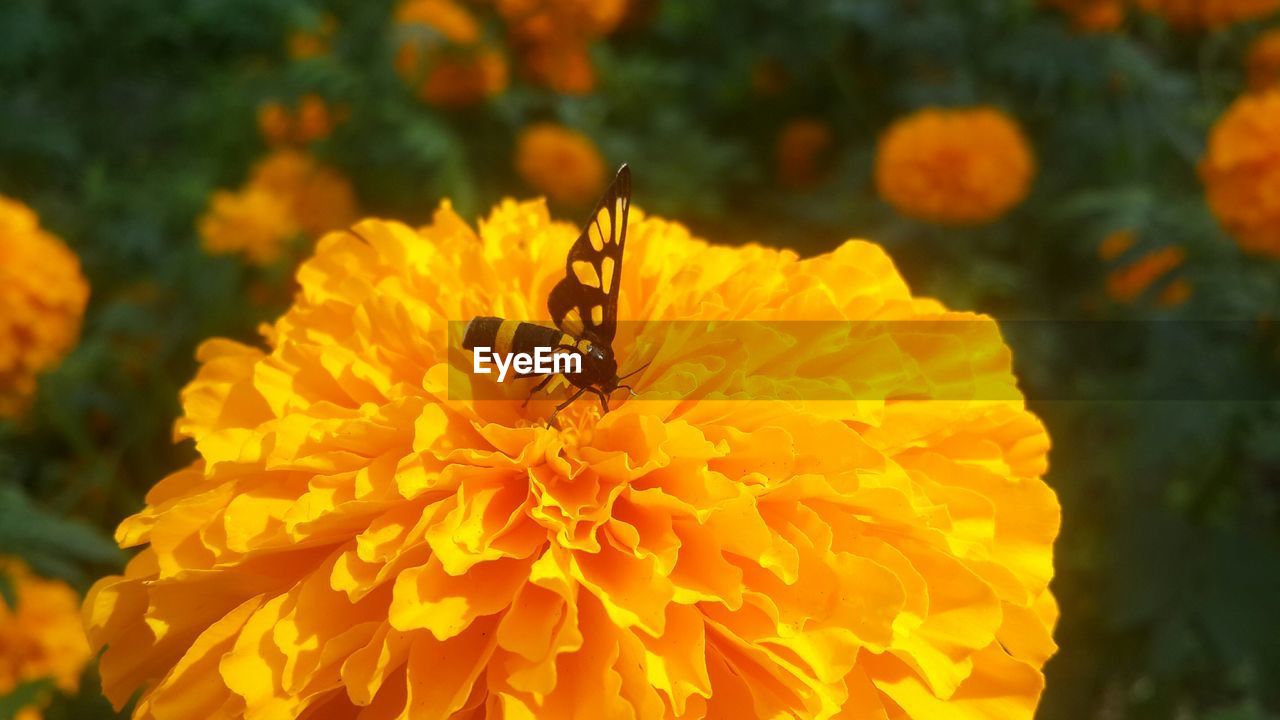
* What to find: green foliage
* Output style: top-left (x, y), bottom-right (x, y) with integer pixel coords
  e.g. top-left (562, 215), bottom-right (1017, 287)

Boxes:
top-left (0, 679), bottom-right (53, 720)
top-left (0, 484), bottom-right (122, 585)
top-left (1, 0), bottom-right (1279, 718)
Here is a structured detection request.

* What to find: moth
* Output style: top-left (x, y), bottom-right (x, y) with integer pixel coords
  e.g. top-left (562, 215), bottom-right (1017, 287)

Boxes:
top-left (463, 164), bottom-right (646, 424)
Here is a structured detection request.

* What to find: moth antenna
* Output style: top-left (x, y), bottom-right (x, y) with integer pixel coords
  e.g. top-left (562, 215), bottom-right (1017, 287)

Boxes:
top-left (617, 361), bottom-right (651, 382)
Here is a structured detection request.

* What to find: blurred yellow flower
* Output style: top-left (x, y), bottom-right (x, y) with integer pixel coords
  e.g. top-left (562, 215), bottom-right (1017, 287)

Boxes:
top-left (0, 558), bottom-right (92, 719)
top-left (395, 0), bottom-right (510, 107)
top-left (198, 187), bottom-right (298, 265)
top-left (1201, 89), bottom-right (1280, 257)
top-left (0, 197), bottom-right (89, 418)
top-left (1247, 29), bottom-right (1280, 90)
top-left (198, 150), bottom-right (358, 265)
top-left (497, 0), bottom-right (628, 94)
top-left (776, 118), bottom-right (834, 189)
top-left (257, 94), bottom-right (345, 146)
top-left (1136, 0), bottom-right (1280, 27)
top-left (515, 123), bottom-right (607, 204)
top-left (87, 199), bottom-right (1059, 719)
top-left (1044, 0), bottom-right (1127, 31)
top-left (876, 107), bottom-right (1036, 225)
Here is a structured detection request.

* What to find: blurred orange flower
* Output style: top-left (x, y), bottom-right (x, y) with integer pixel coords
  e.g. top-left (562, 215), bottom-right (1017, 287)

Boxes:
top-left (1044, 0), bottom-right (1127, 31)
top-left (876, 107), bottom-right (1035, 225)
top-left (1098, 230), bottom-right (1193, 307)
top-left (1103, 245), bottom-right (1191, 308)
top-left (199, 150), bottom-right (359, 265)
top-left (395, 0), bottom-right (509, 107)
top-left (497, 0), bottom-right (628, 94)
top-left (515, 123), bottom-right (607, 204)
top-left (1247, 29), bottom-right (1280, 90)
top-left (1097, 228), bottom-right (1138, 261)
top-left (257, 94), bottom-right (346, 146)
top-left (0, 558), bottom-right (92, 719)
top-left (1136, 0), bottom-right (1280, 27)
top-left (0, 197), bottom-right (89, 418)
top-left (1201, 89), bottom-right (1280, 257)
top-left (522, 41), bottom-right (597, 94)
top-left (86, 199), bottom-right (1059, 719)
top-left (288, 13), bottom-right (337, 59)
top-left (776, 118), bottom-right (834, 189)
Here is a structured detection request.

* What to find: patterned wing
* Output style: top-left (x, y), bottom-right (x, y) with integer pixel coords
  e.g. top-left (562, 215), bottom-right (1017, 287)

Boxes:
top-left (547, 164), bottom-right (631, 344)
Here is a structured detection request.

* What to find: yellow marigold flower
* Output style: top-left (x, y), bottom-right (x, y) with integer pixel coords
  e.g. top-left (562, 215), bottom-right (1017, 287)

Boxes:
top-left (876, 107), bottom-right (1036, 225)
top-left (395, 0), bottom-right (510, 107)
top-left (257, 94), bottom-right (344, 146)
top-left (0, 557), bottom-right (92, 718)
top-left (1248, 29), bottom-right (1280, 90)
top-left (1201, 89), bottom-right (1280, 257)
top-left (0, 196), bottom-right (89, 418)
top-left (515, 123), bottom-right (607, 205)
top-left (199, 150), bottom-right (358, 265)
top-left (86, 199), bottom-right (1059, 719)
top-left (1043, 0), bottom-right (1127, 31)
top-left (776, 118), bottom-right (835, 189)
top-left (1136, 0), bottom-right (1280, 27)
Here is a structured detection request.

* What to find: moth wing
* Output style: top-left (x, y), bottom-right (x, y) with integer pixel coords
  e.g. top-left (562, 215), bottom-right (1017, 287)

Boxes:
top-left (547, 164), bottom-right (631, 344)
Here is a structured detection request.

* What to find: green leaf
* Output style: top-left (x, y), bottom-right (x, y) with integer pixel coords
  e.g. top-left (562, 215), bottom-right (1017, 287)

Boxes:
top-left (0, 485), bottom-right (123, 585)
top-left (0, 678), bottom-right (54, 720)
top-left (0, 568), bottom-right (14, 611)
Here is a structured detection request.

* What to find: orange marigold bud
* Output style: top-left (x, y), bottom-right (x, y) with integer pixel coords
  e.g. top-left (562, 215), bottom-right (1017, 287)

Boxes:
top-left (522, 40), bottom-right (596, 94)
top-left (1247, 29), bottom-right (1280, 91)
top-left (0, 197), bottom-right (89, 418)
top-left (1043, 0), bottom-right (1127, 31)
top-left (875, 107), bottom-right (1036, 225)
top-left (1136, 0), bottom-right (1280, 28)
top-left (776, 118), bottom-right (834, 189)
top-left (288, 13), bottom-right (337, 59)
top-left (1097, 229), bottom-right (1138, 261)
top-left (515, 123), bottom-right (607, 205)
top-left (1106, 246), bottom-right (1187, 302)
top-left (257, 94), bottom-right (343, 146)
top-left (1201, 89), bottom-right (1280, 257)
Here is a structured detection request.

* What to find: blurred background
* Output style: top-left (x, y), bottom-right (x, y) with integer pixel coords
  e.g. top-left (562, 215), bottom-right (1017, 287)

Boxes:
top-left (2, 0), bottom-right (1280, 718)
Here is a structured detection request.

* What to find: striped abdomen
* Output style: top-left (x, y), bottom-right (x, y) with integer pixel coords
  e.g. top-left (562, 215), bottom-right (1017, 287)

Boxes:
top-left (462, 317), bottom-right (577, 377)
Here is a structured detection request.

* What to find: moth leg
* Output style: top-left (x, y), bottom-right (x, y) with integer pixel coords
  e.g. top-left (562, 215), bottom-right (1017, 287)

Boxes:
top-left (522, 375), bottom-right (554, 408)
top-left (613, 384), bottom-right (639, 398)
top-left (547, 386), bottom-right (588, 427)
top-left (589, 387), bottom-right (611, 415)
